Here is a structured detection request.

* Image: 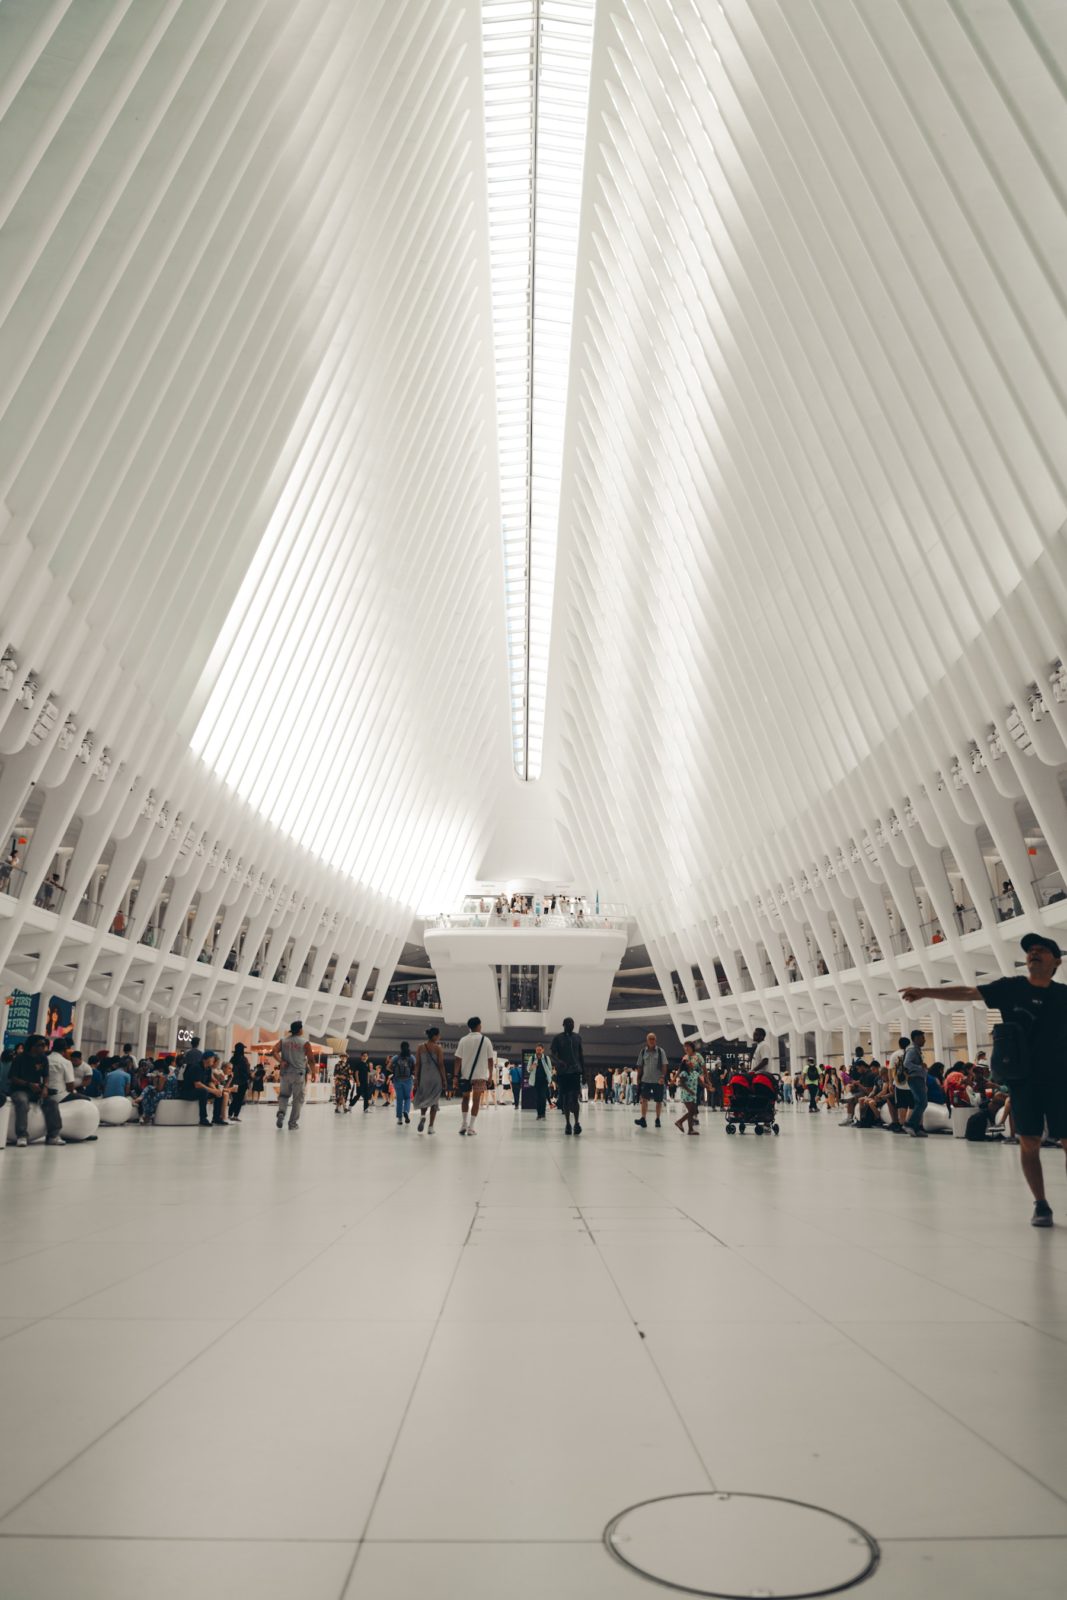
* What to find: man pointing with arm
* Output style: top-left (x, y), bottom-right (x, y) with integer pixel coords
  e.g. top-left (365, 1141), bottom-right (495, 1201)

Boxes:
top-left (901, 933), bottom-right (1067, 1225)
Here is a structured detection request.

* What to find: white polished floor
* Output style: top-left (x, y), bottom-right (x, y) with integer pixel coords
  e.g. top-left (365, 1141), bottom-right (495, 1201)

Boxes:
top-left (1, 1097), bottom-right (1066, 1599)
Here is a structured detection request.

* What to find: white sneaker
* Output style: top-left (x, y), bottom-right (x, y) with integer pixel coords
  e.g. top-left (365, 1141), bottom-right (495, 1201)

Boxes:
top-left (466, 1124), bottom-right (477, 1137)
top-left (15, 1136), bottom-right (27, 1146)
top-left (427, 1125), bottom-right (435, 1135)
top-left (46, 1137), bottom-right (66, 1146)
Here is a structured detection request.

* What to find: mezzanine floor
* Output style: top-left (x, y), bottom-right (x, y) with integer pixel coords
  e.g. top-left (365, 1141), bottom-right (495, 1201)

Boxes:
top-left (0, 1096), bottom-right (1065, 1598)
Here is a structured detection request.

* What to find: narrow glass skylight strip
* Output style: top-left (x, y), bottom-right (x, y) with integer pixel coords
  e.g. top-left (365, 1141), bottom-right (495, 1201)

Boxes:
top-left (482, 0), bottom-right (595, 780)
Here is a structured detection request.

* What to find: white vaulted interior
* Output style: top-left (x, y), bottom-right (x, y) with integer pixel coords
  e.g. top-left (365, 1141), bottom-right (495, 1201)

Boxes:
top-left (1, 0), bottom-right (1067, 1057)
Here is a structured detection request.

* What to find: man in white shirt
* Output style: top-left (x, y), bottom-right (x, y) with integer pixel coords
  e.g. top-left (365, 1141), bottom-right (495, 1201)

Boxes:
top-left (453, 1016), bottom-right (496, 1137)
top-left (46, 1042), bottom-right (75, 1103)
top-left (750, 1029), bottom-right (772, 1076)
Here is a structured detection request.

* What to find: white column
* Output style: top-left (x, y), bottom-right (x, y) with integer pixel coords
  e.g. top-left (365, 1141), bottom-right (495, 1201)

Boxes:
top-left (104, 1007), bottom-right (119, 1054)
top-left (929, 1011), bottom-right (948, 1064)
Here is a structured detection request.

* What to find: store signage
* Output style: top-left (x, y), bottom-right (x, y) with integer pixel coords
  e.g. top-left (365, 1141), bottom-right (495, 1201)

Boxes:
top-left (176, 1027), bottom-right (194, 1045)
top-left (3, 988), bottom-right (39, 1052)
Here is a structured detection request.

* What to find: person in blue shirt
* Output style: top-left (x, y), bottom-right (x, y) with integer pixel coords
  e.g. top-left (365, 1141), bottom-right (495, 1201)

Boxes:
top-left (926, 1063), bottom-right (947, 1106)
top-left (103, 1058), bottom-right (131, 1097)
top-left (509, 1060), bottom-right (523, 1109)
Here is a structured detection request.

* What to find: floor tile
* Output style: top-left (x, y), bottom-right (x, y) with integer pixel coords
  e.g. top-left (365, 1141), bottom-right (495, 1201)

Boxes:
top-left (739, 1244), bottom-right (1010, 1323)
top-left (346, 1541), bottom-right (657, 1598)
top-left (844, 1320), bottom-right (1067, 1497)
top-left (252, 1241), bottom-right (459, 1321)
top-left (440, 1236), bottom-right (630, 1323)
top-left (594, 1235), bottom-right (818, 1324)
top-left (0, 1319), bottom-right (230, 1517)
top-left (367, 1319), bottom-right (709, 1541)
top-left (0, 1317), bottom-right (37, 1343)
top-left (2, 1321), bottom-right (433, 1539)
top-left (639, 1321), bottom-right (1067, 1538)
top-left (0, 1537), bottom-right (357, 1600)
top-left (861, 1538), bottom-right (1067, 1598)
top-left (53, 1240), bottom-right (332, 1322)
top-left (0, 1241), bottom-right (190, 1318)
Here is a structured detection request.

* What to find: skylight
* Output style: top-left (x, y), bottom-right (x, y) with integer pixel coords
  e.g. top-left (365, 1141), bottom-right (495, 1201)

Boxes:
top-left (481, 0), bottom-right (596, 781)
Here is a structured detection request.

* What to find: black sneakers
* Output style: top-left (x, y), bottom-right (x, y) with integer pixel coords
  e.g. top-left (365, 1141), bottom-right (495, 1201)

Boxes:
top-left (654, 1117), bottom-right (661, 1129)
top-left (634, 1116), bottom-right (647, 1128)
top-left (1032, 1200), bottom-right (1054, 1228)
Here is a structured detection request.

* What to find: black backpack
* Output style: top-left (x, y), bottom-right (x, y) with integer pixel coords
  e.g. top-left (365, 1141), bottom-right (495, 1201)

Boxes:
top-left (965, 1108), bottom-right (991, 1141)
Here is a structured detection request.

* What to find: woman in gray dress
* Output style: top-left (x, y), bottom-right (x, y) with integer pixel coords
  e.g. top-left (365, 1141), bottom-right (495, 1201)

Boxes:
top-left (414, 1026), bottom-right (446, 1134)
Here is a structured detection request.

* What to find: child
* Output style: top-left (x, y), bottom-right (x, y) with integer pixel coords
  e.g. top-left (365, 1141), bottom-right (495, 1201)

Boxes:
top-left (138, 1066), bottom-right (164, 1125)
top-left (675, 1058), bottom-right (702, 1135)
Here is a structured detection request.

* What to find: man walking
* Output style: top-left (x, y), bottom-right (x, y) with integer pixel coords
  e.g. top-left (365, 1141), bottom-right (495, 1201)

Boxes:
top-left (902, 934), bottom-right (1067, 1224)
top-left (274, 1020), bottom-right (314, 1131)
top-left (634, 1031), bottom-right (668, 1128)
top-left (348, 1049), bottom-right (372, 1112)
top-left (902, 1028), bottom-right (929, 1137)
top-left (453, 1017), bottom-right (495, 1136)
top-left (550, 1016), bottom-right (585, 1135)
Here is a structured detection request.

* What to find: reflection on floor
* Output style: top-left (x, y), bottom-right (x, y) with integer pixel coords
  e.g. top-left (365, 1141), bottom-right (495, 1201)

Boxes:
top-left (1, 1097), bottom-right (1066, 1598)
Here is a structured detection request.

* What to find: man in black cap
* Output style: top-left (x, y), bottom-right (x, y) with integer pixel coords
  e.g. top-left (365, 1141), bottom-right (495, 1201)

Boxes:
top-left (902, 933), bottom-right (1067, 1226)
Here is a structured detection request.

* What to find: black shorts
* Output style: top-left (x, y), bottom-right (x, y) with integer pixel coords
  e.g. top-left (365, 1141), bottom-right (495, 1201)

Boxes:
top-left (892, 1088), bottom-right (913, 1110)
top-left (640, 1082), bottom-right (665, 1104)
top-left (1009, 1073), bottom-right (1067, 1140)
top-left (558, 1076), bottom-right (582, 1114)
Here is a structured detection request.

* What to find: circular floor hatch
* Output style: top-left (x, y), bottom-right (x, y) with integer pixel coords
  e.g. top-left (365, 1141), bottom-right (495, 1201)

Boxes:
top-left (604, 1491), bottom-right (879, 1598)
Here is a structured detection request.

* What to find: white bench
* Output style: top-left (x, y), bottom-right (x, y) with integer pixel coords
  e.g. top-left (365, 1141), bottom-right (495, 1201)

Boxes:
top-left (155, 1099), bottom-right (203, 1127)
top-left (98, 1096), bottom-right (137, 1125)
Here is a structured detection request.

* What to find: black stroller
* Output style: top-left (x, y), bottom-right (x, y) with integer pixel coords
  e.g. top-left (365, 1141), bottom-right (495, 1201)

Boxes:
top-left (725, 1069), bottom-right (781, 1136)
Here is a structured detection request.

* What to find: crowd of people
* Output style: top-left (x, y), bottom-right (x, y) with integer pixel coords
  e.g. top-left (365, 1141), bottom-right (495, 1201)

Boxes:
top-left (3, 929), bottom-right (1064, 1229)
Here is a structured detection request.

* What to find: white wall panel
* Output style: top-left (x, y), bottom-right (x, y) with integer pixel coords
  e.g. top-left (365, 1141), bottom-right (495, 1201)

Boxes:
top-left (548, 0), bottom-right (1067, 1050)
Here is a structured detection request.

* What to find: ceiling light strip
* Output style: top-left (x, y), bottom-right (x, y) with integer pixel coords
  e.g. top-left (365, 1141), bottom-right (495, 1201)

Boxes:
top-left (481, 0), bottom-right (595, 780)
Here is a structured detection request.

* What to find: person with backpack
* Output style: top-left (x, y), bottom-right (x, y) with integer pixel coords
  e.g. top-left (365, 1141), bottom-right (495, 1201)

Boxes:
top-left (902, 1029), bottom-right (929, 1138)
top-left (634, 1031), bottom-right (668, 1128)
top-left (886, 1036), bottom-right (913, 1134)
top-left (551, 1016), bottom-right (585, 1135)
top-left (390, 1042), bottom-right (415, 1126)
top-left (902, 932), bottom-right (1067, 1225)
top-left (802, 1059), bottom-right (821, 1112)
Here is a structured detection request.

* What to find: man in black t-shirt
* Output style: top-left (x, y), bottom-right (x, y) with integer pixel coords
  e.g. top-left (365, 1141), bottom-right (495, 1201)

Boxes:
top-left (902, 933), bottom-right (1067, 1226)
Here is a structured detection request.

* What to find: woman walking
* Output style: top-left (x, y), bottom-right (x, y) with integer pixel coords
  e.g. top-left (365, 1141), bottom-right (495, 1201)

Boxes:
top-left (391, 1042), bottom-right (415, 1126)
top-left (250, 1057), bottom-right (266, 1103)
top-left (228, 1043), bottom-right (251, 1121)
top-left (414, 1026), bottom-right (446, 1133)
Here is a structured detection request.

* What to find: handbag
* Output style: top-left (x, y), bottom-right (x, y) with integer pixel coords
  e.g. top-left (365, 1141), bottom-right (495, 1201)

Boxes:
top-left (458, 1033), bottom-right (486, 1091)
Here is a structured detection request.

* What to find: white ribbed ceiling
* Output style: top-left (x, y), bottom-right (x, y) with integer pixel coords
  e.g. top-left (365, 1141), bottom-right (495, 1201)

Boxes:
top-left (2, 0), bottom-right (1067, 1054)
